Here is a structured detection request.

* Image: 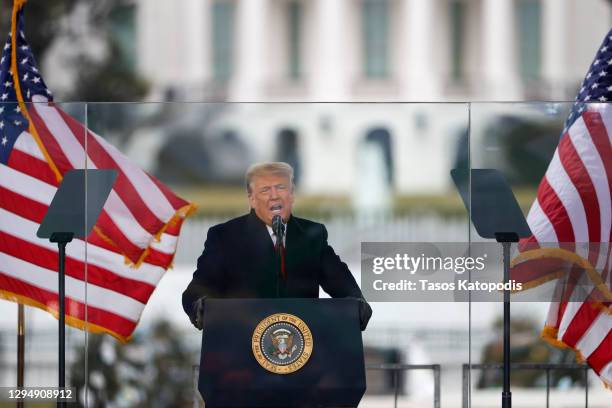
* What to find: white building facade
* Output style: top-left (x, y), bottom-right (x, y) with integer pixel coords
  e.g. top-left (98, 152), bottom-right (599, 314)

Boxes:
top-left (119, 0), bottom-right (612, 195)
top-left (135, 0), bottom-right (611, 102)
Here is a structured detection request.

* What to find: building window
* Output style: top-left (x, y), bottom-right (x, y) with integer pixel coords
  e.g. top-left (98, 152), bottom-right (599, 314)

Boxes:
top-left (276, 128), bottom-right (301, 185)
top-left (288, 1), bottom-right (302, 80)
top-left (517, 0), bottom-right (541, 81)
top-left (212, 1), bottom-right (235, 82)
top-left (109, 4), bottom-right (136, 71)
top-left (365, 128), bottom-right (394, 185)
top-left (362, 0), bottom-right (389, 79)
top-left (449, 0), bottom-right (465, 82)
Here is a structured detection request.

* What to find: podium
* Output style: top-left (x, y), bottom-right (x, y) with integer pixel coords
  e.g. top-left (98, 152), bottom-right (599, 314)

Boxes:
top-left (199, 298), bottom-right (366, 408)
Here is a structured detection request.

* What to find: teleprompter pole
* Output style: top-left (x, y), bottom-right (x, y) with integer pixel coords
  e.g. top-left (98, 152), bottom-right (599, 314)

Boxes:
top-left (50, 232), bottom-right (73, 408)
top-left (502, 240), bottom-right (511, 408)
top-left (495, 233), bottom-right (517, 408)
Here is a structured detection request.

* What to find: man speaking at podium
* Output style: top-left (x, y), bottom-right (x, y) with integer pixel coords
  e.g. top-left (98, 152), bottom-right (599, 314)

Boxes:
top-left (182, 162), bottom-right (371, 331)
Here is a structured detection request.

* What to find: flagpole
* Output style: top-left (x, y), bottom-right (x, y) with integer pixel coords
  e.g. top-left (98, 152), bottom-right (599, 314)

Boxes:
top-left (12, 1), bottom-right (30, 406)
top-left (17, 303), bottom-right (25, 408)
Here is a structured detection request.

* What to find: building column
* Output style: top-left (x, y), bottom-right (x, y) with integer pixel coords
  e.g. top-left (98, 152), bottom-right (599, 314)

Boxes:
top-left (229, 0), bottom-right (268, 101)
top-left (137, 0), bottom-right (183, 98)
top-left (481, 0), bottom-right (521, 99)
top-left (311, 0), bottom-right (349, 101)
top-left (543, 0), bottom-right (569, 100)
top-left (404, 0), bottom-right (441, 100)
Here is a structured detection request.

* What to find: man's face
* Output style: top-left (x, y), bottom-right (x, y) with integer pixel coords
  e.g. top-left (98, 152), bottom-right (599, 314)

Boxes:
top-left (248, 173), bottom-right (294, 226)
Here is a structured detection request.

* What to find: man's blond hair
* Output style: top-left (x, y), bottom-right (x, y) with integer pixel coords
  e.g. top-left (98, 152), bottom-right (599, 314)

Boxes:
top-left (245, 162), bottom-right (294, 194)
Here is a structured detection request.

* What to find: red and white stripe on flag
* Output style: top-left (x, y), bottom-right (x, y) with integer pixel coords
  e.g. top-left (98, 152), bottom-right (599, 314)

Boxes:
top-left (511, 105), bottom-right (612, 388)
top-left (0, 102), bottom-right (196, 342)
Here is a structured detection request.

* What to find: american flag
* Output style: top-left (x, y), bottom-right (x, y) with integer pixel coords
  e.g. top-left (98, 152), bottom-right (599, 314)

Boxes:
top-left (511, 29), bottom-right (612, 388)
top-left (0, 3), bottom-right (195, 341)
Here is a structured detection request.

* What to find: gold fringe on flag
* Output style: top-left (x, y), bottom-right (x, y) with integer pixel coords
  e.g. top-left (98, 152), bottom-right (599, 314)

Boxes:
top-left (0, 289), bottom-right (133, 343)
top-left (10, 0), bottom-right (62, 183)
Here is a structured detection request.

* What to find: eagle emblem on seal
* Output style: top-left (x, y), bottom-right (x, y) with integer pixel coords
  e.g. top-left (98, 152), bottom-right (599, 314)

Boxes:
top-left (270, 328), bottom-right (298, 359)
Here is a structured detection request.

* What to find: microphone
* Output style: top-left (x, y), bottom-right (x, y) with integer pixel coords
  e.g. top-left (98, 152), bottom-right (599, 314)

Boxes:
top-left (272, 215), bottom-right (285, 248)
top-left (272, 214), bottom-right (287, 286)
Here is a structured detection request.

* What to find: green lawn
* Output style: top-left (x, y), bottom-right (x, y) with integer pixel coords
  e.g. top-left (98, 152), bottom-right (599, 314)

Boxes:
top-left (175, 186), bottom-right (538, 218)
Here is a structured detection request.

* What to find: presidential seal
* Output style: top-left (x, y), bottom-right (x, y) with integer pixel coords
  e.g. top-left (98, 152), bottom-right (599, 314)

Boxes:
top-left (252, 313), bottom-right (313, 374)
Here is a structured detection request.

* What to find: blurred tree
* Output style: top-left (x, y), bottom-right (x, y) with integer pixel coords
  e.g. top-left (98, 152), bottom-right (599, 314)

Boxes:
top-left (69, 319), bottom-right (194, 407)
top-left (0, 0), bottom-right (148, 102)
top-left (483, 116), bottom-right (560, 187)
top-left (0, 0), bottom-right (150, 151)
top-left (0, 0), bottom-right (77, 62)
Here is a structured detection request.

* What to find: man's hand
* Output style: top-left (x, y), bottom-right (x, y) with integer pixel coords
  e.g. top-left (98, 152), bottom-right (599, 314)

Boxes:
top-left (347, 297), bottom-right (372, 331)
top-left (357, 297), bottom-right (372, 331)
top-left (189, 297), bottom-right (206, 330)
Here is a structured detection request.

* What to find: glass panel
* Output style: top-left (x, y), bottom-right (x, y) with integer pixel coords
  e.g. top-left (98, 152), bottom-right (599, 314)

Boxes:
top-left (71, 101), bottom-right (610, 406)
top-left (0, 101), bottom-right (87, 397)
top-left (7, 100), bottom-right (610, 406)
top-left (468, 101), bottom-right (604, 406)
top-left (85, 101), bottom-right (204, 406)
top-left (80, 102), bottom-right (470, 407)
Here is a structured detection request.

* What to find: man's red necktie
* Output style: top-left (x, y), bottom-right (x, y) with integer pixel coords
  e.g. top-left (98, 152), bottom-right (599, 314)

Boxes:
top-left (280, 244), bottom-right (286, 281)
